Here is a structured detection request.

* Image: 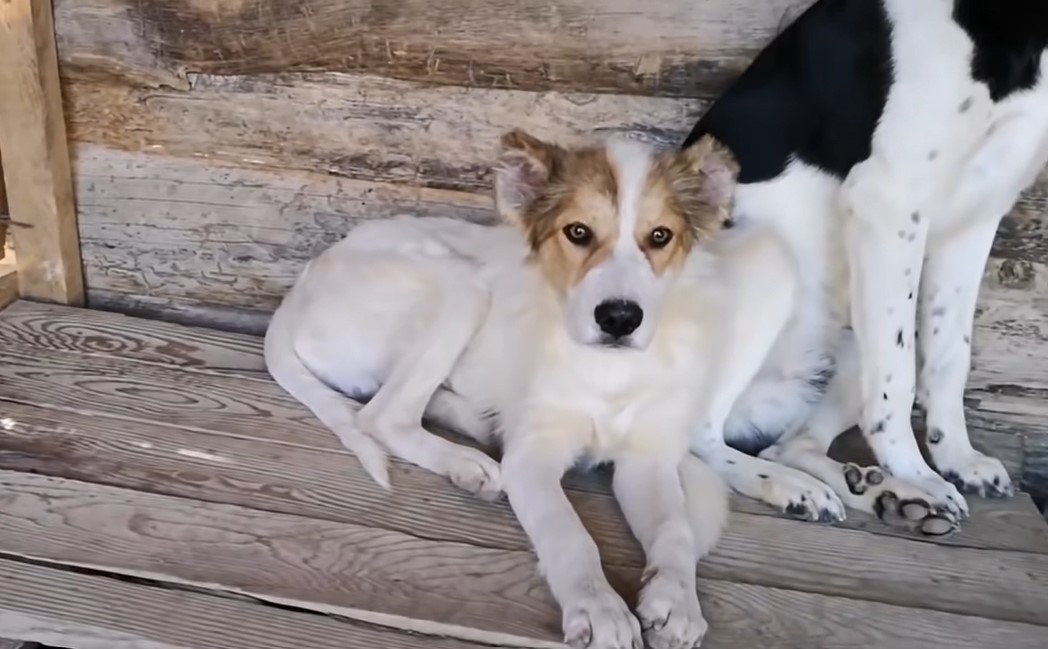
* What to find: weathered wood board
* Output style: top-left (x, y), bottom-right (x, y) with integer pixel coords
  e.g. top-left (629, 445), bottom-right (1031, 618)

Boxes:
top-left (53, 0), bottom-right (818, 98)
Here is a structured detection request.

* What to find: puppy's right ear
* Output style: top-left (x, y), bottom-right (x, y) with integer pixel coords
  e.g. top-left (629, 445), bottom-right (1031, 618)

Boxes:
top-left (494, 130), bottom-right (561, 223)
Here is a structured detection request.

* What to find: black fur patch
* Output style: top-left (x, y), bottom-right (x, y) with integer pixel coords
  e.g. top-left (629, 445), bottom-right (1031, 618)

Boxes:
top-left (682, 0), bottom-right (893, 181)
top-left (954, 0), bottom-right (1048, 102)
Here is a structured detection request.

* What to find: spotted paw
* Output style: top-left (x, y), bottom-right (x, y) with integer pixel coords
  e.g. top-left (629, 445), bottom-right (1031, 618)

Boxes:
top-left (637, 567), bottom-right (707, 649)
top-left (445, 448), bottom-right (502, 500)
top-left (562, 583), bottom-right (643, 649)
top-left (935, 449), bottom-right (1014, 499)
top-left (842, 463), bottom-right (886, 496)
top-left (874, 491), bottom-right (959, 536)
top-left (757, 467), bottom-right (846, 523)
top-left (901, 472), bottom-right (969, 520)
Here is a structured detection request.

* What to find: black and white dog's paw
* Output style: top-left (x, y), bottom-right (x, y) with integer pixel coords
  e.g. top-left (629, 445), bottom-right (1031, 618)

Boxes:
top-left (840, 463), bottom-right (961, 536)
top-left (874, 491), bottom-right (959, 536)
top-left (934, 448), bottom-right (1014, 499)
top-left (756, 466), bottom-right (846, 523)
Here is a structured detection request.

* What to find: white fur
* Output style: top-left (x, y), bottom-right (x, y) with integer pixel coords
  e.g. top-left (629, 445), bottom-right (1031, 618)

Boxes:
top-left (265, 141), bottom-right (790, 649)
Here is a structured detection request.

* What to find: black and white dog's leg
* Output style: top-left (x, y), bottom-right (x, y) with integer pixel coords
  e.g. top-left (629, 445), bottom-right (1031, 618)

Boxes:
top-left (503, 425), bottom-right (642, 649)
top-left (916, 102), bottom-right (1048, 497)
top-left (763, 337), bottom-right (961, 535)
top-left (613, 452), bottom-right (707, 649)
top-left (918, 219), bottom-right (1013, 498)
top-left (691, 229), bottom-right (845, 523)
top-left (841, 160), bottom-right (968, 520)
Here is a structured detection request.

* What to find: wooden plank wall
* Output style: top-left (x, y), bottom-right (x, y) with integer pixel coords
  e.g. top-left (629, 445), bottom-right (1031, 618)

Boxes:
top-left (48, 0), bottom-right (1048, 498)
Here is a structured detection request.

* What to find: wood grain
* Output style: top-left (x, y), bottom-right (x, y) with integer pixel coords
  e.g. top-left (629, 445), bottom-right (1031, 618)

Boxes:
top-left (0, 300), bottom-right (266, 375)
top-left (0, 269), bottom-right (16, 311)
top-left (0, 640), bottom-right (36, 649)
top-left (0, 302), bottom-right (1040, 549)
top-left (63, 74), bottom-right (702, 193)
top-left (0, 470), bottom-right (564, 647)
top-left (0, 396), bottom-right (1046, 625)
top-left (0, 0), bottom-right (83, 305)
top-left (0, 558), bottom-right (522, 649)
top-left (69, 148), bottom-right (1048, 370)
top-left (0, 397), bottom-right (1042, 558)
top-left (4, 552), bottom-right (1046, 649)
top-left (0, 330), bottom-right (1025, 486)
top-left (2, 471), bottom-right (1047, 644)
top-left (52, 0), bottom-right (818, 98)
top-left (60, 73), bottom-right (1048, 237)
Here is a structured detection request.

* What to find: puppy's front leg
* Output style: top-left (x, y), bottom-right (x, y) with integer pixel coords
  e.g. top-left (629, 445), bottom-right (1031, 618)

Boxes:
top-left (502, 430), bottom-right (642, 649)
top-left (613, 451), bottom-right (706, 649)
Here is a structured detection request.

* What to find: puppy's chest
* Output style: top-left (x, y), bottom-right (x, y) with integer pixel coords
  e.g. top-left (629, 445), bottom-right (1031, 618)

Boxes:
top-left (540, 352), bottom-right (698, 459)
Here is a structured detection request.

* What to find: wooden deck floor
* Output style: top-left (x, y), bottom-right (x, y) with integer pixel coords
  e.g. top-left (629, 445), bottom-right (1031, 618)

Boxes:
top-left (0, 300), bottom-right (1046, 648)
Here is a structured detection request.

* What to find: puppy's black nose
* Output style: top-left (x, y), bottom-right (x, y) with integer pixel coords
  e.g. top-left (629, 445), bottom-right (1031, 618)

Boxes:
top-left (594, 299), bottom-right (643, 339)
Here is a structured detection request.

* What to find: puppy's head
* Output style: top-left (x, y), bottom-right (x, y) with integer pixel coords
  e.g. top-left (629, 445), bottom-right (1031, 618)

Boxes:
top-left (494, 130), bottom-right (739, 350)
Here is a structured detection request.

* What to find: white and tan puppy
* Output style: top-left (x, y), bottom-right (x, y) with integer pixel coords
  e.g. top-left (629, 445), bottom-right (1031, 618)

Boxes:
top-left (265, 132), bottom-right (797, 649)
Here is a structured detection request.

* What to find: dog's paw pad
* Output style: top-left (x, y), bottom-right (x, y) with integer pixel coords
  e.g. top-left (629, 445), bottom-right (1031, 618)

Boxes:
top-left (637, 569), bottom-right (707, 649)
top-left (760, 470), bottom-right (845, 523)
top-left (874, 492), bottom-right (960, 537)
top-left (445, 450), bottom-right (502, 500)
top-left (563, 585), bottom-right (642, 649)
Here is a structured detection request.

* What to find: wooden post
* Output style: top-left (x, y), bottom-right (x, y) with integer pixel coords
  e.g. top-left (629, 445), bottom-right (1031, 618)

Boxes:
top-left (0, 0), bottom-right (83, 305)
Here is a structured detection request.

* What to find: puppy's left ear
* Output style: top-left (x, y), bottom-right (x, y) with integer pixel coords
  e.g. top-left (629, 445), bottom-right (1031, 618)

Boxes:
top-left (494, 129), bottom-right (562, 224)
top-left (680, 134), bottom-right (741, 211)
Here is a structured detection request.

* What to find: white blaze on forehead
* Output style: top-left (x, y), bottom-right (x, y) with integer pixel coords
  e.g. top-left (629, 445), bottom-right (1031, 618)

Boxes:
top-left (605, 138), bottom-right (656, 256)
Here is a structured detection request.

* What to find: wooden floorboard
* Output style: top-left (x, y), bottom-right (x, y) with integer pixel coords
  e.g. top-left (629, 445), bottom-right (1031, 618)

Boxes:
top-left (0, 301), bottom-right (1040, 551)
top-left (0, 559), bottom-right (517, 649)
top-left (2, 414), bottom-right (1047, 625)
top-left (0, 300), bottom-right (266, 375)
top-left (1, 301), bottom-right (1047, 646)
top-left (1, 474), bottom-right (1046, 649)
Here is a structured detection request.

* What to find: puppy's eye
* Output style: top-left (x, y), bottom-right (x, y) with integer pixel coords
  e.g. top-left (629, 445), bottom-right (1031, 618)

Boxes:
top-left (648, 227), bottom-right (674, 249)
top-left (563, 222), bottom-right (594, 246)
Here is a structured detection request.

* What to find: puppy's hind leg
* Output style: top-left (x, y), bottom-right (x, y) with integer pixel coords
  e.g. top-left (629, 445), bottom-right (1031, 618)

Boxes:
top-left (265, 303), bottom-right (391, 488)
top-left (358, 268), bottom-right (502, 499)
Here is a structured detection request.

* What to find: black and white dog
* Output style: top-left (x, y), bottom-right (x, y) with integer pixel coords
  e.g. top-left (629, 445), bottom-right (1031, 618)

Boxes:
top-left (681, 0), bottom-right (1048, 532)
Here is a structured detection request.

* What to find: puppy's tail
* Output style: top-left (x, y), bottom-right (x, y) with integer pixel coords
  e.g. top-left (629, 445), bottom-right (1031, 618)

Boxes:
top-left (264, 302), bottom-right (391, 489)
top-left (679, 453), bottom-right (729, 558)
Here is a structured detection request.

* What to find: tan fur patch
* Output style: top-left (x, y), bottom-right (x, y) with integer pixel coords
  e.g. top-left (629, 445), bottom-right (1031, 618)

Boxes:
top-left (497, 131), bottom-right (739, 291)
top-left (517, 146), bottom-right (622, 294)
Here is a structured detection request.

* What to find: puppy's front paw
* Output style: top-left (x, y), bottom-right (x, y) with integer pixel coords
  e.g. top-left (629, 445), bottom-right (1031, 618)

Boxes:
top-left (562, 583), bottom-right (642, 649)
top-left (443, 447), bottom-right (503, 500)
top-left (637, 567), bottom-right (708, 649)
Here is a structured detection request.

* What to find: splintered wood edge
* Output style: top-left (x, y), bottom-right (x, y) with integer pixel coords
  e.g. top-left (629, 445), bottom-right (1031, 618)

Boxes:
top-left (0, 266), bottom-right (17, 310)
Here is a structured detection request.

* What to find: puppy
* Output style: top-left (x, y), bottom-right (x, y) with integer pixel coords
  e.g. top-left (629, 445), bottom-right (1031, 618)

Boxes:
top-left (265, 132), bottom-right (799, 648)
top-left (675, 0), bottom-right (1048, 533)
